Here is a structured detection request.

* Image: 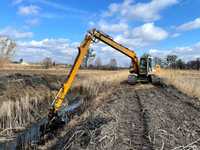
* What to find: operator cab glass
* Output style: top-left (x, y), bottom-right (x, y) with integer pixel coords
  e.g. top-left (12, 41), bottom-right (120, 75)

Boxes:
top-left (140, 59), bottom-right (147, 68)
top-left (139, 58), bottom-right (147, 74)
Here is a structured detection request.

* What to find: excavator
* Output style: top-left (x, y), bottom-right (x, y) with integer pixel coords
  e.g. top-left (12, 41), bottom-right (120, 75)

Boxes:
top-left (47, 28), bottom-right (155, 127)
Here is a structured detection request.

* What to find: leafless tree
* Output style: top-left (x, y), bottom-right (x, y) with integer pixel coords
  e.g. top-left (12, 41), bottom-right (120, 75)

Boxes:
top-left (154, 57), bottom-right (162, 66)
top-left (94, 57), bottom-right (102, 68)
top-left (108, 58), bottom-right (118, 70)
top-left (42, 57), bottom-right (53, 69)
top-left (83, 48), bottom-right (95, 68)
top-left (0, 36), bottom-right (16, 67)
top-left (166, 55), bottom-right (177, 68)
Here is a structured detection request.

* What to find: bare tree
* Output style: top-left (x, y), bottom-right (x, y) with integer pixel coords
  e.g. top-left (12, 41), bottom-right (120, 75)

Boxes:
top-left (166, 55), bottom-right (177, 69)
top-left (0, 36), bottom-right (16, 67)
top-left (94, 57), bottom-right (102, 68)
top-left (154, 57), bottom-right (162, 66)
top-left (42, 57), bottom-right (53, 69)
top-left (108, 58), bottom-right (118, 70)
top-left (83, 48), bottom-right (95, 68)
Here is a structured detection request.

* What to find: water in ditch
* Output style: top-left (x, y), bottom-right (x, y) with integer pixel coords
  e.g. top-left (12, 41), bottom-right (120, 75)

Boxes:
top-left (0, 99), bottom-right (83, 150)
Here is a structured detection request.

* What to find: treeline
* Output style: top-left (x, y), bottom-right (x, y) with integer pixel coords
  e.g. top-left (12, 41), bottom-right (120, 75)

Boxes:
top-left (154, 55), bottom-right (200, 70)
top-left (41, 56), bottom-right (119, 70)
top-left (83, 57), bottom-right (119, 70)
top-left (81, 48), bottom-right (119, 70)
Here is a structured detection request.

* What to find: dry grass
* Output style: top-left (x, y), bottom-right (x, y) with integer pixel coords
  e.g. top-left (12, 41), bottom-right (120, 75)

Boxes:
top-left (0, 93), bottom-right (49, 136)
top-left (0, 58), bottom-right (10, 68)
top-left (73, 70), bottom-right (128, 99)
top-left (0, 69), bottom-right (129, 136)
top-left (157, 69), bottom-right (200, 99)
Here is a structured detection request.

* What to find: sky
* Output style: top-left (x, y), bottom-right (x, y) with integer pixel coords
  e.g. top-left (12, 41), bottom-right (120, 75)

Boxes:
top-left (0, 0), bottom-right (200, 66)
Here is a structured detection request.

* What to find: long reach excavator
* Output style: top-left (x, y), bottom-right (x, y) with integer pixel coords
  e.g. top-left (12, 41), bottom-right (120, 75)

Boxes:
top-left (47, 28), bottom-right (155, 127)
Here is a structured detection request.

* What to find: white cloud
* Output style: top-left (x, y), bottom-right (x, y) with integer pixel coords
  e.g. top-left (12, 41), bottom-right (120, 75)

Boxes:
top-left (0, 27), bottom-right (33, 39)
top-left (25, 18), bottom-right (40, 26)
top-left (13, 0), bottom-right (23, 5)
top-left (18, 5), bottom-right (40, 16)
top-left (177, 17), bottom-right (200, 31)
top-left (114, 34), bottom-right (147, 48)
top-left (171, 33), bottom-right (180, 38)
top-left (118, 23), bottom-right (168, 48)
top-left (104, 0), bottom-right (178, 22)
top-left (132, 23), bottom-right (168, 41)
top-left (149, 42), bottom-right (200, 61)
top-left (98, 20), bottom-right (129, 33)
top-left (96, 21), bottom-right (168, 48)
top-left (36, 0), bottom-right (88, 15)
top-left (18, 38), bottom-right (74, 54)
top-left (16, 38), bottom-right (78, 63)
top-left (149, 48), bottom-right (168, 58)
top-left (89, 21), bottom-right (95, 27)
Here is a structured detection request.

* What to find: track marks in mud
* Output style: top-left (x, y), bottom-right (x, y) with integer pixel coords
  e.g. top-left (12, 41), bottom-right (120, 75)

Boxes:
top-left (44, 85), bottom-right (154, 150)
top-left (136, 84), bottom-right (200, 149)
top-left (112, 87), bottom-right (153, 150)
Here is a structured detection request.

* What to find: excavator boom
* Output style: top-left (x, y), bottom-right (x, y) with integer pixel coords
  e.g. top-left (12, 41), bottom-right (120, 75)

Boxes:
top-left (89, 29), bottom-right (139, 74)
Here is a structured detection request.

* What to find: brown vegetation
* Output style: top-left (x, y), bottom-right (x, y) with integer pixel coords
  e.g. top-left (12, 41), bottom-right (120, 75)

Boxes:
top-left (158, 69), bottom-right (200, 99)
top-left (1, 68), bottom-right (200, 149)
top-left (0, 69), bottom-right (128, 137)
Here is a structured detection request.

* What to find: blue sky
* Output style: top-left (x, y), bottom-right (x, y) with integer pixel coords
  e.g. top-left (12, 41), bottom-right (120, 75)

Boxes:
top-left (0, 0), bottom-right (200, 66)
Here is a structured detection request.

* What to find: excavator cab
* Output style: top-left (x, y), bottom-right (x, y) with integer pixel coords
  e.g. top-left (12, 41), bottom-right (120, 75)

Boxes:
top-left (139, 56), bottom-right (153, 75)
top-left (128, 56), bottom-right (153, 84)
top-left (139, 56), bottom-right (153, 82)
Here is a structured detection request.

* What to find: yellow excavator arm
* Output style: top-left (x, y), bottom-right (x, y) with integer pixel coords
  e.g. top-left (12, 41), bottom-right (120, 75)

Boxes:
top-left (50, 29), bottom-right (139, 115)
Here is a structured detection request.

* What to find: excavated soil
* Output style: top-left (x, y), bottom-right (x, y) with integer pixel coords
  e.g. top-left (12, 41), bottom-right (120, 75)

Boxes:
top-left (0, 72), bottom-right (200, 150)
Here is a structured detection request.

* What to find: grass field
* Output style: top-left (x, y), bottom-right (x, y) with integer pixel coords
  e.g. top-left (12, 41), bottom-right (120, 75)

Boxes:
top-left (158, 69), bottom-right (200, 99)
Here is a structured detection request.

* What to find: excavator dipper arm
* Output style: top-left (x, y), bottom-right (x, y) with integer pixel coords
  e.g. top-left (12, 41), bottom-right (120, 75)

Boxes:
top-left (50, 34), bottom-right (93, 113)
top-left (49, 29), bottom-right (139, 119)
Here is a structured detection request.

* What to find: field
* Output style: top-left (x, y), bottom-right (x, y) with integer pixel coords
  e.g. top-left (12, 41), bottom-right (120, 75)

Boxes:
top-left (158, 69), bottom-right (200, 98)
top-left (0, 68), bottom-right (200, 149)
